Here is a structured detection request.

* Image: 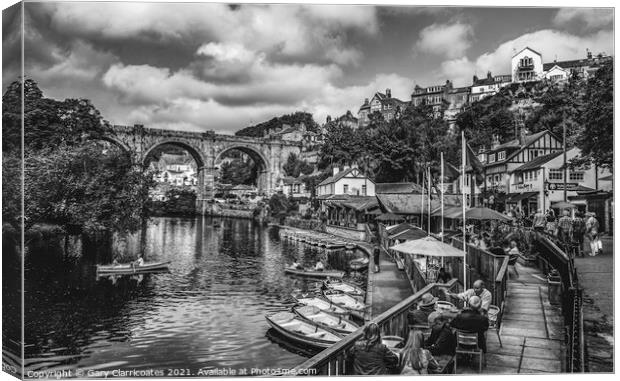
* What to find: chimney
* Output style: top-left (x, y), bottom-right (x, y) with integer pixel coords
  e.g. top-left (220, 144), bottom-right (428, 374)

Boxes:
top-left (343, 165), bottom-right (350, 171)
top-left (351, 163), bottom-right (359, 169)
top-left (386, 88), bottom-right (392, 98)
top-left (487, 71), bottom-right (493, 79)
top-left (364, 98), bottom-right (369, 105)
top-left (586, 49), bottom-right (592, 59)
top-left (473, 75), bottom-right (478, 83)
top-left (491, 135), bottom-right (500, 149)
top-left (519, 129), bottom-right (527, 146)
top-left (332, 167), bottom-right (340, 176)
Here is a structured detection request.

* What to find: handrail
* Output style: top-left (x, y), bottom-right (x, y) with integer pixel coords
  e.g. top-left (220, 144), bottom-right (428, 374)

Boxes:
top-left (495, 256), bottom-right (509, 283)
top-left (292, 279), bottom-right (460, 375)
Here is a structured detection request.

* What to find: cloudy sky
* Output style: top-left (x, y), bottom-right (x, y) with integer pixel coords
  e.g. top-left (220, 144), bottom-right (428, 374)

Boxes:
top-left (2, 1), bottom-right (614, 134)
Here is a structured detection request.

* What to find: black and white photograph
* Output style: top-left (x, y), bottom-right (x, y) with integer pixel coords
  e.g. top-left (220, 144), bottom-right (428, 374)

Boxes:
top-left (1, 0), bottom-right (616, 378)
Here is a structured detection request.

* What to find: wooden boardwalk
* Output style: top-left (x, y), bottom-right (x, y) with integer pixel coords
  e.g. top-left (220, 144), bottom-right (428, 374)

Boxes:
top-left (459, 262), bottom-right (565, 374)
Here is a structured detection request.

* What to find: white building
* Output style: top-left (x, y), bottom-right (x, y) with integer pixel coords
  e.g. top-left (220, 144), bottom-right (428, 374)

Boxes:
top-left (316, 166), bottom-right (376, 198)
top-left (470, 72), bottom-right (512, 102)
top-left (277, 177), bottom-right (310, 198)
top-left (511, 47), bottom-right (544, 83)
top-left (508, 147), bottom-right (611, 213)
top-left (151, 153), bottom-right (198, 188)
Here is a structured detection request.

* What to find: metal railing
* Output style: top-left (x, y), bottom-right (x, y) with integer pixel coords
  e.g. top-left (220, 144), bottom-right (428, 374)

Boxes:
top-left (291, 279), bottom-right (460, 376)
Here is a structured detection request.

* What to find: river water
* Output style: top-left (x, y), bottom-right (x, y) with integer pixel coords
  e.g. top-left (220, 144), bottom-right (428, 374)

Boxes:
top-left (23, 217), bottom-right (365, 377)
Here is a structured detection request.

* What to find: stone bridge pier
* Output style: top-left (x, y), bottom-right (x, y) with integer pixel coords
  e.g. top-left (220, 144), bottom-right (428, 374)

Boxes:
top-left (103, 124), bottom-right (302, 215)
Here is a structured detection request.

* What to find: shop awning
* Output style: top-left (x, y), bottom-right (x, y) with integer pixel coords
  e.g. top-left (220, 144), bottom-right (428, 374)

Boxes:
top-left (506, 191), bottom-right (538, 203)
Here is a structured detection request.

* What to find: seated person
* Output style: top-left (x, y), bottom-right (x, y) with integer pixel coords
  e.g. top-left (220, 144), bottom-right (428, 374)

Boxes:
top-left (437, 268), bottom-right (452, 283)
top-left (290, 261), bottom-right (303, 270)
top-left (401, 331), bottom-right (440, 375)
top-left (408, 293), bottom-right (437, 326)
top-left (425, 312), bottom-right (456, 357)
top-left (314, 260), bottom-right (325, 271)
top-left (443, 279), bottom-right (492, 313)
top-left (450, 296), bottom-right (489, 353)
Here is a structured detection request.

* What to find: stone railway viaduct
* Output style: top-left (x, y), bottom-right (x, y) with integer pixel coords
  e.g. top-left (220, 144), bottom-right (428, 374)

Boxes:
top-left (103, 124), bottom-right (302, 213)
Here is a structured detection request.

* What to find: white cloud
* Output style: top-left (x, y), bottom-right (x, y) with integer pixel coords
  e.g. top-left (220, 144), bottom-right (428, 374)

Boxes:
top-left (415, 22), bottom-right (473, 58)
top-left (41, 2), bottom-right (378, 67)
top-left (438, 29), bottom-right (614, 87)
top-left (553, 8), bottom-right (613, 30)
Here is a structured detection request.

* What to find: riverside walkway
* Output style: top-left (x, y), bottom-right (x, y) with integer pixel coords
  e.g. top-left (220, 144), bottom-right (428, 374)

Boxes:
top-left (469, 262), bottom-right (565, 374)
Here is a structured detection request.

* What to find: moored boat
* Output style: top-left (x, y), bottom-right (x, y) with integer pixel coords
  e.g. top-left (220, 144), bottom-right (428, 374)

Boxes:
top-left (264, 311), bottom-right (342, 349)
top-left (323, 279), bottom-right (365, 297)
top-left (96, 261), bottom-right (171, 276)
top-left (322, 291), bottom-right (368, 319)
top-left (292, 293), bottom-right (350, 316)
top-left (284, 267), bottom-right (345, 279)
top-left (293, 305), bottom-right (360, 335)
top-left (349, 257), bottom-right (370, 271)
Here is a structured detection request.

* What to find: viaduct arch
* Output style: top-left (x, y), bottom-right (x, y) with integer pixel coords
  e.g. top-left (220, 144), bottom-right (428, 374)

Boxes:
top-left (104, 124), bottom-right (303, 214)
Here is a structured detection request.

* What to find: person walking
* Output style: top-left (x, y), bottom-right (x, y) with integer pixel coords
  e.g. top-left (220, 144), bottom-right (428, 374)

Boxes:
top-left (348, 322), bottom-right (399, 375)
top-left (533, 209), bottom-right (547, 232)
top-left (586, 212), bottom-right (602, 256)
top-left (556, 209), bottom-right (573, 251)
top-left (571, 211), bottom-right (587, 257)
top-left (545, 209), bottom-right (557, 236)
top-left (373, 245), bottom-right (381, 273)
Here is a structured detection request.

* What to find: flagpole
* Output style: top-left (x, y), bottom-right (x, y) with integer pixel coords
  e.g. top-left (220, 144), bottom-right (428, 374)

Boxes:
top-left (421, 169), bottom-right (425, 232)
top-left (441, 152), bottom-right (445, 268)
top-left (461, 131), bottom-right (467, 289)
top-left (441, 153), bottom-right (444, 242)
top-left (427, 166), bottom-right (431, 234)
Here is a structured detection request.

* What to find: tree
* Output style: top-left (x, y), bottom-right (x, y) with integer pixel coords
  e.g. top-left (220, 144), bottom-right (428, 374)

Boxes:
top-left (219, 157), bottom-right (258, 185)
top-left (283, 153), bottom-right (301, 177)
top-left (2, 79), bottom-right (154, 233)
top-left (574, 61), bottom-right (613, 169)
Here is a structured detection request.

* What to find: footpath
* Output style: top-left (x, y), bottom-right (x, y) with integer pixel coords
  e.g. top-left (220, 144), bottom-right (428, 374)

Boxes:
top-left (459, 262), bottom-right (565, 374)
top-left (574, 235), bottom-right (614, 372)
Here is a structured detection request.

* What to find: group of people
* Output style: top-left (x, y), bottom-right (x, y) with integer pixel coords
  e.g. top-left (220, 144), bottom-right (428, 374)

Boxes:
top-left (533, 208), bottom-right (602, 256)
top-left (349, 280), bottom-right (493, 375)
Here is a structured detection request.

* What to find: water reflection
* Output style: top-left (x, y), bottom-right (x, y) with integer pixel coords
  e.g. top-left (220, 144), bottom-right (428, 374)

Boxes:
top-left (24, 217), bottom-right (359, 374)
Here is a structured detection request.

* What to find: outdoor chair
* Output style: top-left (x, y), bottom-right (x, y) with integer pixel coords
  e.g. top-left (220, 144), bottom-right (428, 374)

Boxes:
top-left (454, 330), bottom-right (484, 373)
top-left (488, 303), bottom-right (503, 347)
top-left (408, 323), bottom-right (432, 340)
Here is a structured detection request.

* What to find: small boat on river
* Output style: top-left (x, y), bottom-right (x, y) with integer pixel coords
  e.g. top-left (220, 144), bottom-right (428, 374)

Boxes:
top-left (293, 305), bottom-right (360, 335)
top-left (349, 257), bottom-right (370, 271)
top-left (284, 267), bottom-right (345, 279)
top-left (96, 261), bottom-right (171, 276)
top-left (322, 291), bottom-right (368, 319)
top-left (292, 293), bottom-right (350, 316)
top-left (323, 279), bottom-right (365, 297)
top-left (265, 311), bottom-right (342, 349)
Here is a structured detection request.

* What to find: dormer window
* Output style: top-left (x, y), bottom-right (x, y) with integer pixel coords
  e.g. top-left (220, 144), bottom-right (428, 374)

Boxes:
top-left (498, 151), bottom-right (506, 160)
top-left (488, 153), bottom-right (496, 163)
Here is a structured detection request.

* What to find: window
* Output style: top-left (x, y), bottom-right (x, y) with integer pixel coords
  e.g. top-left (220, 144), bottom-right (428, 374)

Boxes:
top-left (531, 150), bottom-right (539, 159)
top-left (343, 184), bottom-right (349, 194)
top-left (488, 153), bottom-right (496, 163)
top-left (362, 185), bottom-right (367, 196)
top-left (549, 169), bottom-right (563, 181)
top-left (569, 171), bottom-right (585, 181)
top-left (478, 154), bottom-right (486, 163)
top-left (498, 151), bottom-right (506, 160)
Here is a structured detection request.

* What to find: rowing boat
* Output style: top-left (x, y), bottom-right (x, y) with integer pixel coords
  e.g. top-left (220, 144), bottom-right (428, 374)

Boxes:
top-left (293, 305), bottom-right (360, 335)
top-left (284, 267), bottom-right (345, 279)
top-left (96, 261), bottom-right (171, 275)
top-left (349, 257), bottom-right (370, 271)
top-left (322, 292), bottom-right (368, 319)
top-left (265, 312), bottom-right (342, 349)
top-left (323, 279), bottom-right (365, 297)
top-left (293, 293), bottom-right (350, 316)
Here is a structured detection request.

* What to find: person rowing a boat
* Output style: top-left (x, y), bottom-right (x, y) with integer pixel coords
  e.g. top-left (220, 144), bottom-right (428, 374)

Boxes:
top-left (131, 256), bottom-right (144, 271)
top-left (314, 260), bottom-right (325, 272)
